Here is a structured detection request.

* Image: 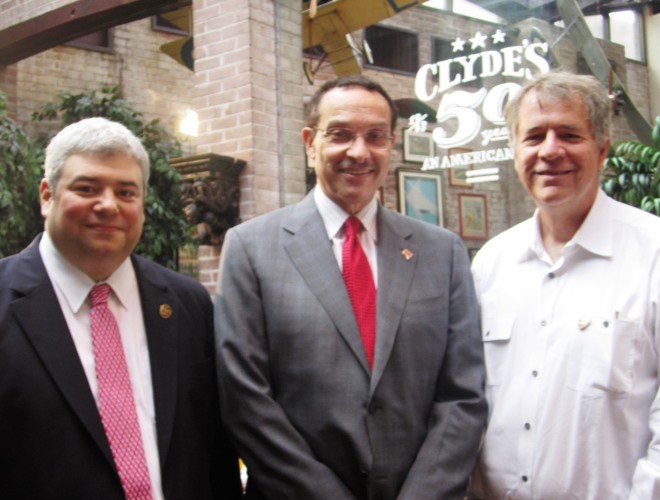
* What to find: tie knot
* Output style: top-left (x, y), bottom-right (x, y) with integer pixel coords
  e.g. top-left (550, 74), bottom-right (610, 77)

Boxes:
top-left (344, 216), bottom-right (362, 238)
top-left (90, 283), bottom-right (111, 307)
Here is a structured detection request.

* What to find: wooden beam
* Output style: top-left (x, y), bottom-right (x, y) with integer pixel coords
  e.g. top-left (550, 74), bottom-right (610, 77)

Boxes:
top-left (0, 0), bottom-right (191, 66)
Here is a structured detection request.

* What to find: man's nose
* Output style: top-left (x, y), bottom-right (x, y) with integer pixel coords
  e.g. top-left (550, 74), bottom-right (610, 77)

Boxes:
top-left (345, 135), bottom-right (371, 162)
top-left (538, 131), bottom-right (566, 161)
top-left (95, 189), bottom-right (119, 213)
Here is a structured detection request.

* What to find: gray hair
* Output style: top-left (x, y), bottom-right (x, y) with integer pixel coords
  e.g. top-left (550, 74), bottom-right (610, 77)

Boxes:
top-left (44, 117), bottom-right (150, 191)
top-left (504, 71), bottom-right (611, 147)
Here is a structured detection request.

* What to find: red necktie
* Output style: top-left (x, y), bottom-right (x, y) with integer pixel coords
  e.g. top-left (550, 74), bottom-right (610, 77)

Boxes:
top-left (89, 284), bottom-right (153, 500)
top-left (342, 216), bottom-right (377, 368)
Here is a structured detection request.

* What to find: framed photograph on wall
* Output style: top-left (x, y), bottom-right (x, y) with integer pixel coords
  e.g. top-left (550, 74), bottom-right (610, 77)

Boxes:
top-left (458, 193), bottom-right (488, 240)
top-left (397, 169), bottom-right (444, 227)
top-left (448, 148), bottom-right (473, 188)
top-left (403, 129), bottom-right (434, 163)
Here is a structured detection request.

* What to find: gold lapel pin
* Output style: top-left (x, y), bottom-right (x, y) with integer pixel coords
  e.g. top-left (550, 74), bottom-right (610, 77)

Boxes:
top-left (160, 304), bottom-right (173, 319)
top-left (401, 249), bottom-right (414, 261)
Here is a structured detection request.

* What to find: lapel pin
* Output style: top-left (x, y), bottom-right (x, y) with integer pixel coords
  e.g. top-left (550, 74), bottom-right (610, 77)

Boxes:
top-left (401, 249), bottom-right (414, 261)
top-left (577, 317), bottom-right (591, 331)
top-left (160, 304), bottom-right (173, 319)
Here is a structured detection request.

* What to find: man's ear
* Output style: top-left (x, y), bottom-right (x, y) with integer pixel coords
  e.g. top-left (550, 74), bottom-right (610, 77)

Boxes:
top-left (597, 136), bottom-right (611, 171)
top-left (301, 127), bottom-right (316, 162)
top-left (39, 179), bottom-right (52, 218)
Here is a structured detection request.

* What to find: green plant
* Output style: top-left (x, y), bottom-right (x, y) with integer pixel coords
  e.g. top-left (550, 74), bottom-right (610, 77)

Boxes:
top-left (602, 116), bottom-right (660, 215)
top-left (0, 92), bottom-right (44, 257)
top-left (33, 87), bottom-right (191, 268)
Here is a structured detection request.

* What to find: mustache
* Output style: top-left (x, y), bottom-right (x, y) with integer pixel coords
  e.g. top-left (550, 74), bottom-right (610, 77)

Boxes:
top-left (337, 158), bottom-right (375, 170)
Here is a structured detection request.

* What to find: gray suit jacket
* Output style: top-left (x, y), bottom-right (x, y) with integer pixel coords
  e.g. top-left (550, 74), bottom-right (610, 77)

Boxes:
top-left (215, 193), bottom-right (486, 499)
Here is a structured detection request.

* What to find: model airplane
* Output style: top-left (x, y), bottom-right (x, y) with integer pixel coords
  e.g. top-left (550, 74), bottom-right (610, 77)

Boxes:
top-left (302, 0), bottom-right (427, 81)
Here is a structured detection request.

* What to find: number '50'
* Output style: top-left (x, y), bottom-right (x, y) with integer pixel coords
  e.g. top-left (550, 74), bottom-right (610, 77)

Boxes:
top-left (432, 83), bottom-right (521, 149)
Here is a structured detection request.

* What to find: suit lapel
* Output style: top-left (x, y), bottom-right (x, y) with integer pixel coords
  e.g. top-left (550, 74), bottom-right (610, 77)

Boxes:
top-left (10, 239), bottom-right (113, 464)
top-left (133, 256), bottom-right (178, 467)
top-left (282, 194), bottom-right (371, 374)
top-left (371, 208), bottom-right (418, 393)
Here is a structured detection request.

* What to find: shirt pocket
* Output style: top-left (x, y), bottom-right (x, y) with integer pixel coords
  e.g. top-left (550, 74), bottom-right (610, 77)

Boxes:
top-left (482, 314), bottom-right (515, 387)
top-left (566, 315), bottom-right (639, 396)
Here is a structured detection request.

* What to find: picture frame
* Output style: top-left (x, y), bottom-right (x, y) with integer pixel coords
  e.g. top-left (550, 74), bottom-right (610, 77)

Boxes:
top-left (403, 129), bottom-right (434, 163)
top-left (458, 193), bottom-right (488, 240)
top-left (448, 148), bottom-right (473, 188)
top-left (397, 169), bottom-right (444, 227)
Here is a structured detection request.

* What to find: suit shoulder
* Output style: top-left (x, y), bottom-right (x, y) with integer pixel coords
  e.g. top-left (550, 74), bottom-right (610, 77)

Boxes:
top-left (132, 255), bottom-right (210, 298)
top-left (231, 204), bottom-right (294, 233)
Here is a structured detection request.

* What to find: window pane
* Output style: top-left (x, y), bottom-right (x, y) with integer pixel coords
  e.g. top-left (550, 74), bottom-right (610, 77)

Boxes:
top-left (584, 15), bottom-right (605, 39)
top-left (365, 26), bottom-right (419, 74)
top-left (609, 10), bottom-right (643, 62)
top-left (453, 0), bottom-right (504, 23)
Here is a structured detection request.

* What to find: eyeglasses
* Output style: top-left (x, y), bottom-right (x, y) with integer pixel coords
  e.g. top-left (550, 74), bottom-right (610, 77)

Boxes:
top-left (314, 127), bottom-right (393, 149)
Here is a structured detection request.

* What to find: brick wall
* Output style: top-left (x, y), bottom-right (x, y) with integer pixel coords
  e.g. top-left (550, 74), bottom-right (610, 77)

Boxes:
top-left (193, 0), bottom-right (306, 225)
top-left (0, 64), bottom-right (17, 118)
top-left (11, 18), bottom-right (194, 142)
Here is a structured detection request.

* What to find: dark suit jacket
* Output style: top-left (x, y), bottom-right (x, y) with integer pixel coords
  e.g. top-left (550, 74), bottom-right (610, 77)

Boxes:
top-left (215, 193), bottom-right (487, 500)
top-left (0, 235), bottom-right (242, 499)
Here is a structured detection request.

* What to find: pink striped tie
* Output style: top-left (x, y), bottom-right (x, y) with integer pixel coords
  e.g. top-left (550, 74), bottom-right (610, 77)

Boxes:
top-left (89, 284), bottom-right (153, 500)
top-left (342, 216), bottom-right (377, 368)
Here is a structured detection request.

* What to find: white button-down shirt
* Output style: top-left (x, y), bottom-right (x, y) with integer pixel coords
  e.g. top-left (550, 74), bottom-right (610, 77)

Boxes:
top-left (39, 233), bottom-right (164, 500)
top-left (471, 191), bottom-right (660, 499)
top-left (314, 186), bottom-right (379, 287)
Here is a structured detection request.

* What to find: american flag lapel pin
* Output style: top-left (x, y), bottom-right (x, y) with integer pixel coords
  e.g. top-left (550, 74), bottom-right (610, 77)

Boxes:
top-left (401, 248), bottom-right (414, 261)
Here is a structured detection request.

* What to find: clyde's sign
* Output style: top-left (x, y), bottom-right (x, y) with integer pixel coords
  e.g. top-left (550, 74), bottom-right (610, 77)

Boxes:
top-left (411, 29), bottom-right (550, 171)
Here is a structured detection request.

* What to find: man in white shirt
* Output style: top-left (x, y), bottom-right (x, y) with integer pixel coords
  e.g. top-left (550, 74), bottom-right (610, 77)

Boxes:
top-left (471, 71), bottom-right (660, 499)
top-left (0, 117), bottom-right (242, 499)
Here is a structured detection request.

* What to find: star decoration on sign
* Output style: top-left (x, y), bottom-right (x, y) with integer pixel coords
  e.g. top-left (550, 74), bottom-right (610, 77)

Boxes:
top-left (451, 37), bottom-right (466, 52)
top-left (491, 29), bottom-right (506, 44)
top-left (469, 32), bottom-right (488, 50)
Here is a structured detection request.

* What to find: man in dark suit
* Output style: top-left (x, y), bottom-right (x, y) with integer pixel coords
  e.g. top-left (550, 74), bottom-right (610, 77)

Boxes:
top-left (0, 117), bottom-right (242, 499)
top-left (215, 76), bottom-right (487, 499)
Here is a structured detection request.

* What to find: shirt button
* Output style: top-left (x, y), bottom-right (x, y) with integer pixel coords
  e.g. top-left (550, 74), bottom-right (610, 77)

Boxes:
top-left (524, 422), bottom-right (531, 430)
top-left (532, 370), bottom-right (538, 377)
top-left (548, 272), bottom-right (555, 279)
top-left (540, 319), bottom-right (547, 327)
top-left (522, 475), bottom-right (529, 482)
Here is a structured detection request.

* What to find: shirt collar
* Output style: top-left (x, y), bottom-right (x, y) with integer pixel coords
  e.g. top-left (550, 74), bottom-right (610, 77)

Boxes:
top-left (571, 190), bottom-right (613, 258)
top-left (519, 189), bottom-right (613, 263)
top-left (39, 232), bottom-right (135, 312)
top-left (313, 186), bottom-right (378, 242)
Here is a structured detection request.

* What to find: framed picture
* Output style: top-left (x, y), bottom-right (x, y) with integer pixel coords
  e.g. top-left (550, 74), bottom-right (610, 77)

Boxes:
top-left (459, 193), bottom-right (488, 240)
top-left (448, 148), bottom-right (473, 188)
top-left (397, 169), bottom-right (444, 226)
top-left (403, 129), bottom-right (434, 163)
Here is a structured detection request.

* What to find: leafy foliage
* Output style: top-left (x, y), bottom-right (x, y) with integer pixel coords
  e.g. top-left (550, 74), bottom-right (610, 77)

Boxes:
top-left (32, 87), bottom-right (191, 268)
top-left (0, 93), bottom-right (44, 257)
top-left (602, 117), bottom-right (660, 216)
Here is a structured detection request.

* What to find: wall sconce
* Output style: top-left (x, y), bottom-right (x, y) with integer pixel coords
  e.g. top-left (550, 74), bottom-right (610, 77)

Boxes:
top-left (179, 109), bottom-right (198, 137)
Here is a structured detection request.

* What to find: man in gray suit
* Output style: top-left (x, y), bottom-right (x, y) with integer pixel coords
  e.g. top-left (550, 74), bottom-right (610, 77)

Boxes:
top-left (215, 76), bottom-right (487, 499)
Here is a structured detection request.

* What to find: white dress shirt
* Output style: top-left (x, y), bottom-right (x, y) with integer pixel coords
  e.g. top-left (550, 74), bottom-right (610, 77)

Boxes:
top-left (314, 186), bottom-right (379, 287)
top-left (39, 233), bottom-right (164, 500)
top-left (471, 191), bottom-right (660, 499)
